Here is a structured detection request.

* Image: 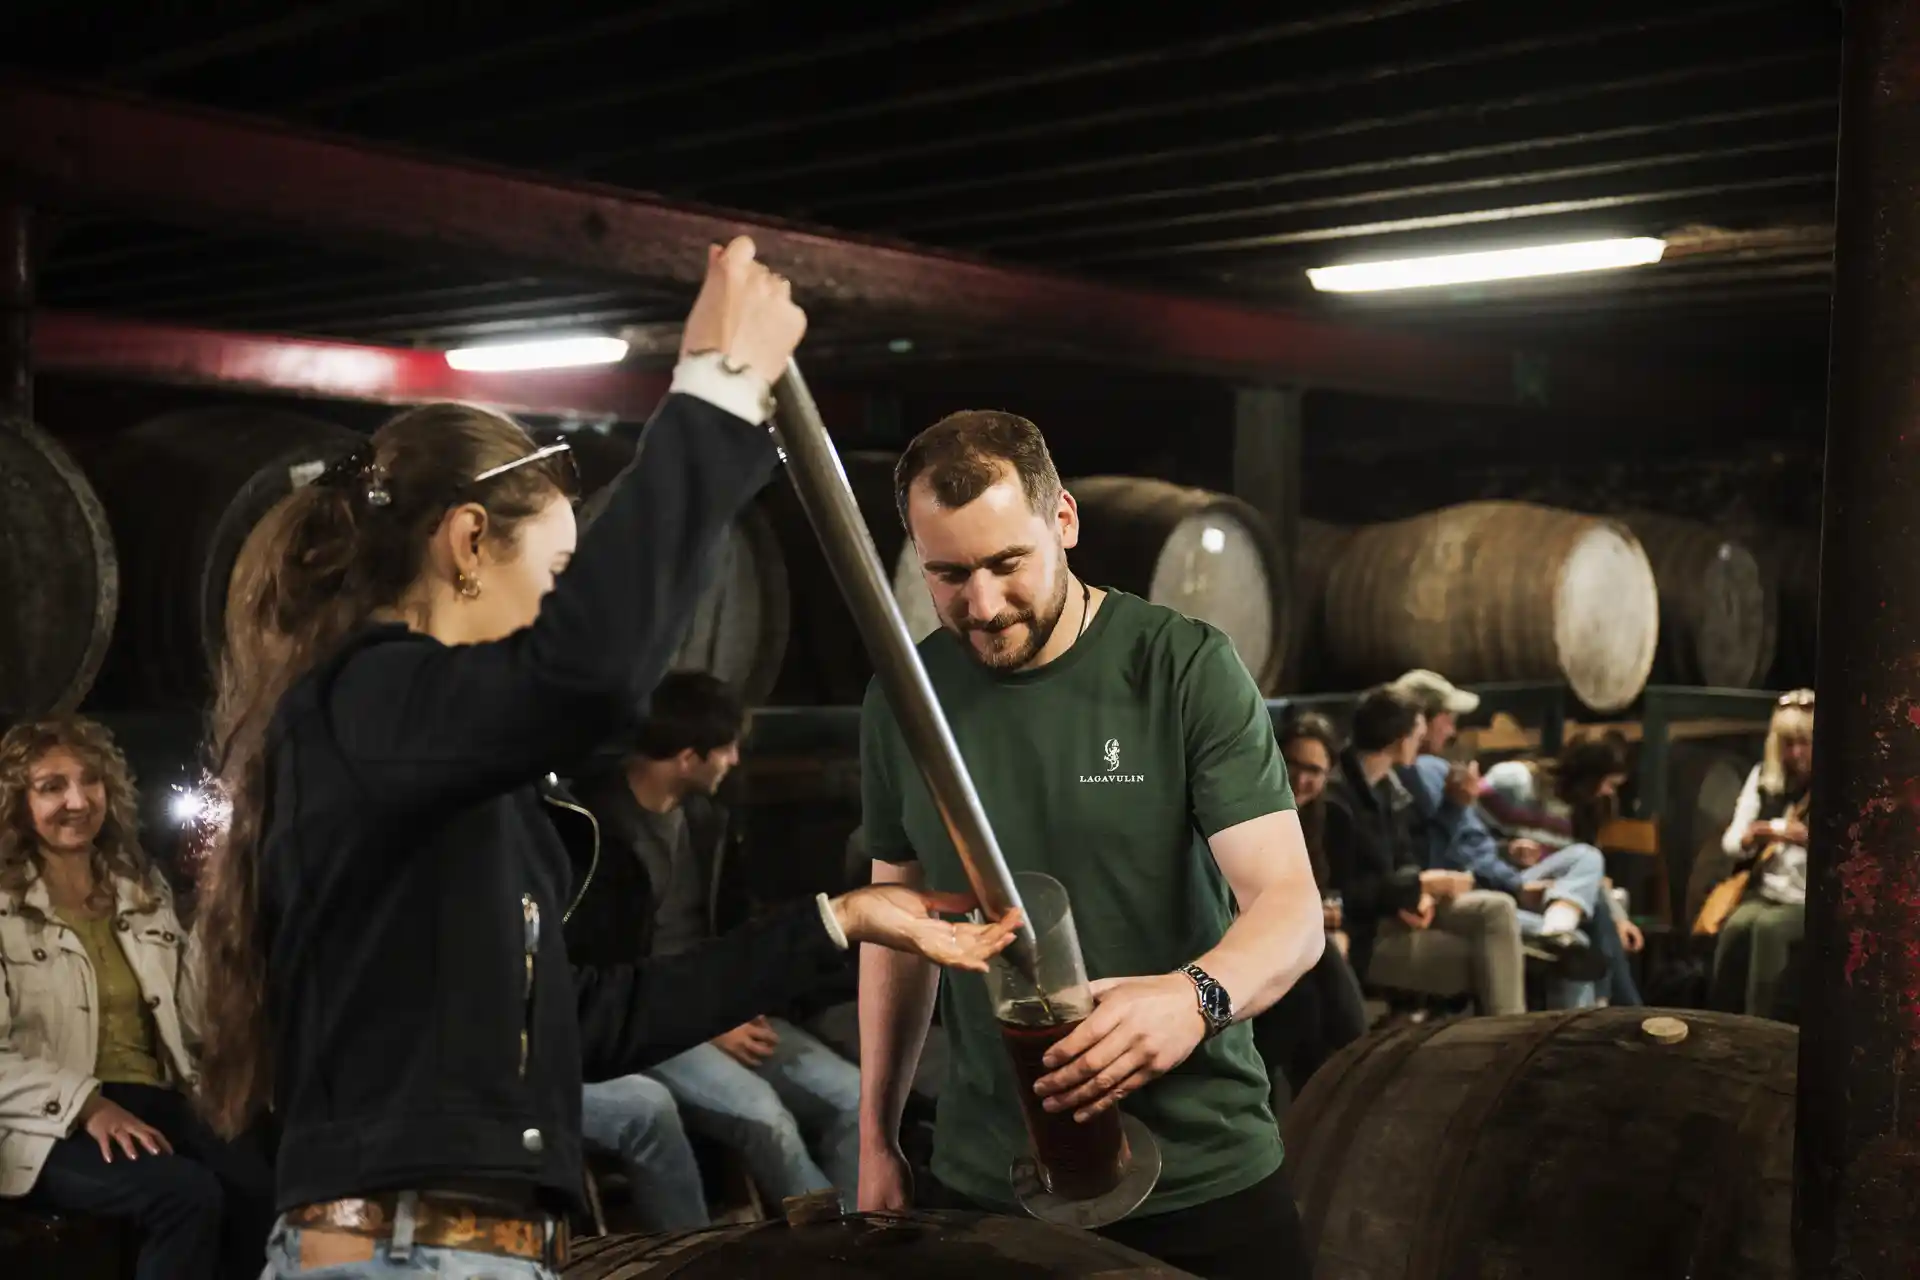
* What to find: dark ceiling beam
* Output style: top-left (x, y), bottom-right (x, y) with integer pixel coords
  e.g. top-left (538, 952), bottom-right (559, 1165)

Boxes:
top-left (800, 50), bottom-right (1826, 219)
top-left (905, 99), bottom-right (1836, 239)
top-left (681, 3), bottom-right (1795, 191)
top-left (0, 77), bottom-right (1788, 420)
top-left (410, 0), bottom-right (1078, 146)
top-left (286, 0), bottom-right (750, 115)
top-left (975, 134), bottom-right (1834, 252)
top-left (102, 0), bottom-right (410, 86)
top-left (1070, 172), bottom-right (1834, 264)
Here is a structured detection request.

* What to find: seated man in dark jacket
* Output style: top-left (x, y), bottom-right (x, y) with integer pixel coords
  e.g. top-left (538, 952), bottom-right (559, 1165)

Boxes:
top-left (1324, 686), bottom-right (1525, 1016)
top-left (567, 672), bottom-right (860, 1228)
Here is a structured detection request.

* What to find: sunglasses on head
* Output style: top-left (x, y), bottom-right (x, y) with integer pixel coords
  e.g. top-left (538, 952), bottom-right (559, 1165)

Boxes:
top-left (1777, 689), bottom-right (1815, 709)
top-left (466, 430), bottom-right (581, 501)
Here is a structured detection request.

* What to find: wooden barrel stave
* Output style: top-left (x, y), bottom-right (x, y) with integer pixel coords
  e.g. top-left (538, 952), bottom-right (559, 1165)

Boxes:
top-left (1287, 1008), bottom-right (1793, 1280)
top-left (574, 427), bottom-right (791, 705)
top-left (1742, 526), bottom-right (1818, 690)
top-left (1620, 512), bottom-right (1767, 688)
top-left (1279, 518), bottom-right (1353, 693)
top-left (1323, 502), bottom-right (1659, 712)
top-left (87, 407), bottom-right (361, 710)
top-left (1065, 475), bottom-right (1288, 692)
top-left (0, 415), bottom-right (118, 720)
top-left (766, 451), bottom-right (904, 706)
top-left (562, 1211), bottom-right (1192, 1278)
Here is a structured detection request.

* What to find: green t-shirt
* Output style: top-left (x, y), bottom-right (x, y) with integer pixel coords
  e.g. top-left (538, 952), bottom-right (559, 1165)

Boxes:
top-left (860, 590), bottom-right (1294, 1216)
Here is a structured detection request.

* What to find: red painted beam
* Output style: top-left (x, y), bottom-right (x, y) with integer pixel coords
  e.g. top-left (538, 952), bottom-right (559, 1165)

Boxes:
top-left (34, 311), bottom-right (671, 420)
top-left (1, 76), bottom-right (1780, 422)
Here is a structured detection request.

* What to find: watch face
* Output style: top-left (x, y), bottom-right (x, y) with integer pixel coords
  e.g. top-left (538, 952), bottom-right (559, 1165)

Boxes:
top-left (1201, 982), bottom-right (1232, 1024)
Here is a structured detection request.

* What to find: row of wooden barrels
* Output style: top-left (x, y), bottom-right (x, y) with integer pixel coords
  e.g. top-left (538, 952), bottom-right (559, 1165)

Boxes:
top-left (1, 407), bottom-right (1818, 720)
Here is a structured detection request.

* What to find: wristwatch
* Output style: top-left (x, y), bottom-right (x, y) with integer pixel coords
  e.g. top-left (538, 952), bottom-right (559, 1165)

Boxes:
top-left (1179, 963), bottom-right (1234, 1039)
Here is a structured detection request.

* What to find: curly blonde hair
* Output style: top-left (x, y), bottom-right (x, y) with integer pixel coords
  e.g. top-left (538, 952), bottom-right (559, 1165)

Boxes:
top-left (0, 716), bottom-right (158, 923)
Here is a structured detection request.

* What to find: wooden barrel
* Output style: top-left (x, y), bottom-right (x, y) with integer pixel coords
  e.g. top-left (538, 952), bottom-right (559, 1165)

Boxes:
top-left (1281, 518), bottom-right (1354, 693)
top-left (0, 415), bottom-right (118, 721)
top-left (1619, 512), bottom-right (1767, 688)
top-left (1745, 526), bottom-right (1818, 690)
top-left (87, 407), bottom-right (362, 710)
top-left (892, 535), bottom-right (943, 645)
top-left (1747, 532), bottom-right (1781, 689)
top-left (1323, 501), bottom-right (1659, 712)
top-left (764, 451), bottom-right (905, 705)
top-left (574, 428), bottom-right (790, 705)
top-left (1287, 1008), bottom-right (1793, 1279)
top-left (1066, 476), bottom-right (1288, 691)
top-left (562, 1212), bottom-right (1190, 1278)
top-left (1662, 742), bottom-right (1755, 924)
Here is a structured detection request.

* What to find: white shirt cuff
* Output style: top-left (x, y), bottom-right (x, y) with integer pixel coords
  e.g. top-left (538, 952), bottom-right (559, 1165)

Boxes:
top-left (671, 352), bottom-right (774, 426)
top-left (816, 892), bottom-right (849, 951)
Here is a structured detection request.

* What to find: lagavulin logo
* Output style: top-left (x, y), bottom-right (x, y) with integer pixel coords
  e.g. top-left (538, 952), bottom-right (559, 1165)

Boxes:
top-left (1082, 737), bottom-right (1145, 783)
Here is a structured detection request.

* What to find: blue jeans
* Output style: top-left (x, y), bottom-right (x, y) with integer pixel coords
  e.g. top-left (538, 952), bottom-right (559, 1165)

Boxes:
top-left (259, 1210), bottom-right (553, 1278)
top-left (1527, 843), bottom-right (1605, 912)
top-left (25, 1082), bottom-right (274, 1280)
top-left (580, 1072), bottom-right (707, 1231)
top-left (581, 1017), bottom-right (860, 1228)
top-left (1515, 843), bottom-right (1608, 1009)
top-left (1532, 887), bottom-right (1644, 1010)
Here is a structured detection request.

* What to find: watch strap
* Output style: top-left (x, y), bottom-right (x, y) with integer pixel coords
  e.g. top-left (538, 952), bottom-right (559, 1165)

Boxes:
top-left (1180, 962), bottom-right (1233, 1038)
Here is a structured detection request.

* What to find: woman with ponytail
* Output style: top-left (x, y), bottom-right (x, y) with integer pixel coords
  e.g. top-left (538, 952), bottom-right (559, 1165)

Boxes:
top-left (194, 239), bottom-right (1021, 1279)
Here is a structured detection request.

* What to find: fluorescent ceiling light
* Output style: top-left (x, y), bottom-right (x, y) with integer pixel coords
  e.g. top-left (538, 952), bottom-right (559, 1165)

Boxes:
top-left (445, 335), bottom-right (630, 372)
top-left (1306, 237), bottom-right (1666, 294)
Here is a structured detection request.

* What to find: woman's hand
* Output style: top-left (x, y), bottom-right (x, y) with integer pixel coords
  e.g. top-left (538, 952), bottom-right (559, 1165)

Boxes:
top-left (680, 235), bottom-right (808, 385)
top-left (830, 884), bottom-right (1022, 971)
top-left (78, 1092), bottom-right (172, 1163)
top-left (1617, 916), bottom-right (1645, 954)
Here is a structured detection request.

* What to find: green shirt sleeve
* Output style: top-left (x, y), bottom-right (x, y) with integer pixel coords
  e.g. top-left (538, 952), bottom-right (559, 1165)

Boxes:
top-left (860, 678), bottom-right (918, 865)
top-left (1181, 628), bottom-right (1295, 838)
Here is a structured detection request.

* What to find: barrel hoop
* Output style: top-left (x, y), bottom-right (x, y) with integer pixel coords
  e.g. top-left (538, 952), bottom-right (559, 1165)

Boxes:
top-left (1296, 1018), bottom-right (1451, 1253)
top-left (574, 1220), bottom-right (772, 1277)
top-left (1408, 1007), bottom-right (1596, 1280)
top-left (1684, 1055), bottom-right (1796, 1280)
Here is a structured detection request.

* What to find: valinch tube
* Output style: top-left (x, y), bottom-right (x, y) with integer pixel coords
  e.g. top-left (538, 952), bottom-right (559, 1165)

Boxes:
top-left (771, 361), bottom-right (1040, 981)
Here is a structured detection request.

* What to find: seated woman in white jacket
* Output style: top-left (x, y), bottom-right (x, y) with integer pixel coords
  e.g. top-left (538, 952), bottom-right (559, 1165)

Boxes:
top-left (1709, 690), bottom-right (1814, 1018)
top-left (0, 716), bottom-right (271, 1279)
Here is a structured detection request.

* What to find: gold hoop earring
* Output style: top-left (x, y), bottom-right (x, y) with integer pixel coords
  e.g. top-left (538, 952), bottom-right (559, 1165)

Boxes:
top-left (456, 572), bottom-right (483, 600)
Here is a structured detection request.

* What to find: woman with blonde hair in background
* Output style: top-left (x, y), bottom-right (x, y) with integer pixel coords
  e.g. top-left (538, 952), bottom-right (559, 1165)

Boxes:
top-left (0, 716), bottom-right (271, 1278)
top-left (1708, 689), bottom-right (1815, 1018)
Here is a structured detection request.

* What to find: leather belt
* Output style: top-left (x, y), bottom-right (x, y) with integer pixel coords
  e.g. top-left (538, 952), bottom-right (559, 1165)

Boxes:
top-left (286, 1192), bottom-right (569, 1267)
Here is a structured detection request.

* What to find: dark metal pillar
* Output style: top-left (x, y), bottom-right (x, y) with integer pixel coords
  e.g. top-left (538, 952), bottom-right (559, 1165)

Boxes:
top-left (1796, 3), bottom-right (1920, 1276)
top-left (1, 203), bottom-right (30, 420)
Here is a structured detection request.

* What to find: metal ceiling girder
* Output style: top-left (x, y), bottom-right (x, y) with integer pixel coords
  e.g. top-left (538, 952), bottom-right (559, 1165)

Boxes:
top-left (33, 310), bottom-right (670, 420)
top-left (1, 76), bottom-right (1781, 420)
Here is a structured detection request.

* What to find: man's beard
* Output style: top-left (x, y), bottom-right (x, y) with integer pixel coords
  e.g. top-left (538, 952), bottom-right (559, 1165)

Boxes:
top-left (947, 568), bottom-right (1072, 672)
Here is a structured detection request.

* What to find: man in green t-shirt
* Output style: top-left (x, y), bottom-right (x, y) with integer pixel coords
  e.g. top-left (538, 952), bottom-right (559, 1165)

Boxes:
top-left (857, 411), bottom-right (1325, 1280)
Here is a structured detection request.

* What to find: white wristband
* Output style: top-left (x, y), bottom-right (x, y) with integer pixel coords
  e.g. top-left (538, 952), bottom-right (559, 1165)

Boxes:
top-left (671, 352), bottom-right (775, 426)
top-left (816, 892), bottom-right (849, 951)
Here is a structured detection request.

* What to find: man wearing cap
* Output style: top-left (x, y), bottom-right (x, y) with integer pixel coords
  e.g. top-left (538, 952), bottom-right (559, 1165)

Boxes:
top-left (1389, 670), bottom-right (1614, 987)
